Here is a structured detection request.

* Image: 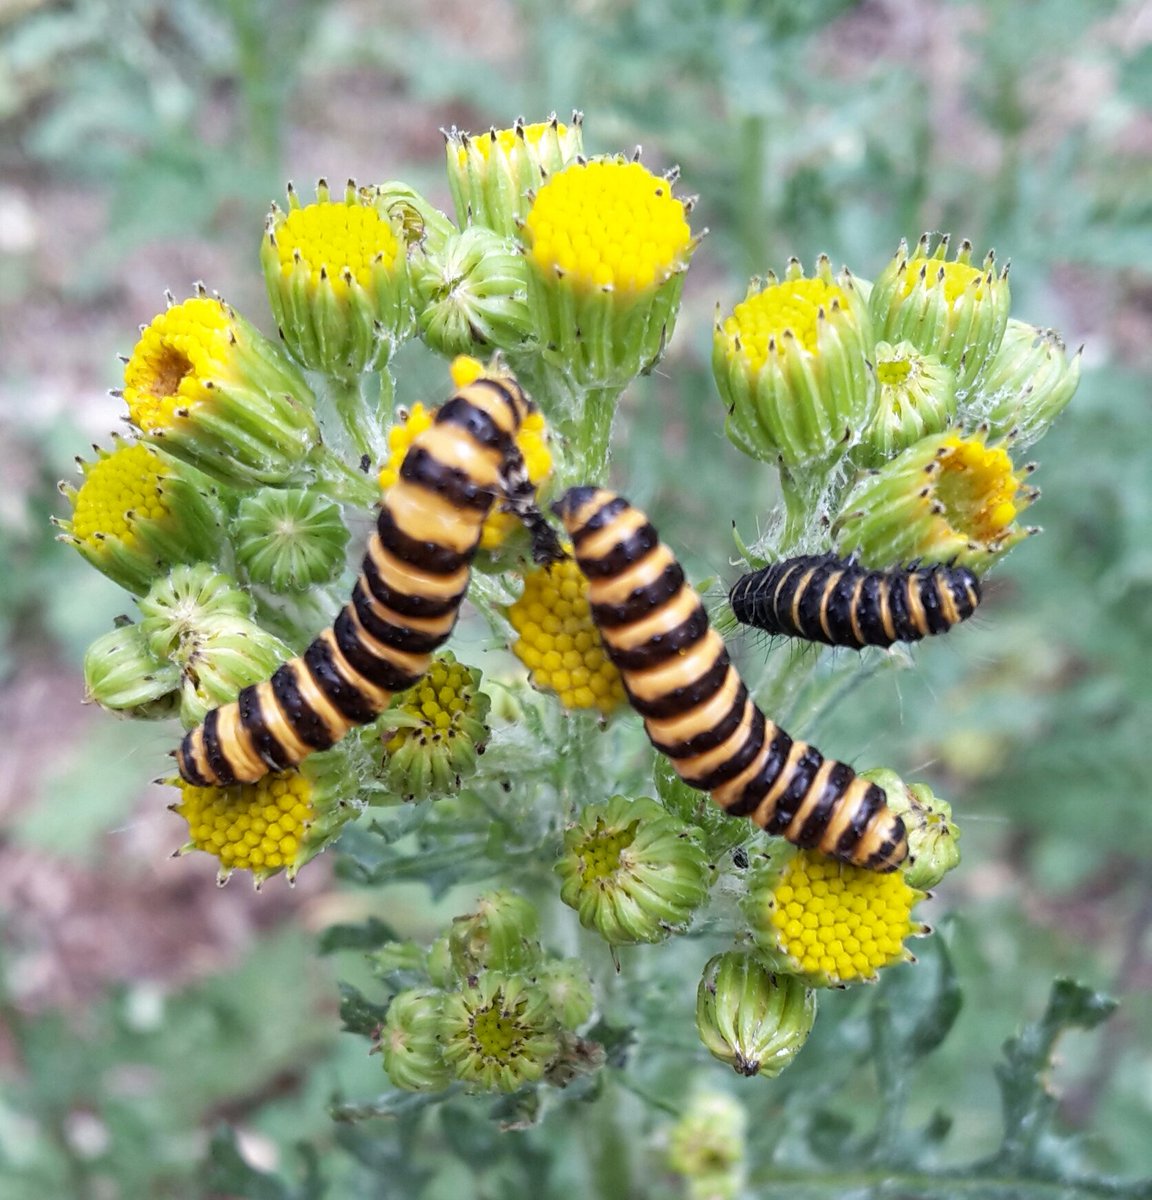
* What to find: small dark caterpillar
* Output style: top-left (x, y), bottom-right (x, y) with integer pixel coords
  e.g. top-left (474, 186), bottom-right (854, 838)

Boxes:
top-left (553, 489), bottom-right (908, 872)
top-left (178, 373), bottom-right (550, 787)
top-left (729, 553), bottom-right (981, 650)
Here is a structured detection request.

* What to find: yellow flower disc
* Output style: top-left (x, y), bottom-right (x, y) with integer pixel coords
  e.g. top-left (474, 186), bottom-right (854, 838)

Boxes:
top-left (901, 258), bottom-right (985, 306)
top-left (123, 298), bottom-right (235, 433)
top-left (723, 277), bottom-right (847, 367)
top-left (174, 770), bottom-right (313, 875)
top-left (70, 443), bottom-right (169, 549)
top-left (934, 434), bottom-right (1021, 544)
top-left (764, 849), bottom-right (919, 984)
top-left (384, 657), bottom-right (481, 754)
top-left (275, 201), bottom-right (400, 300)
top-left (523, 160), bottom-right (692, 296)
top-left (378, 402), bottom-right (551, 550)
top-left (507, 557), bottom-right (626, 713)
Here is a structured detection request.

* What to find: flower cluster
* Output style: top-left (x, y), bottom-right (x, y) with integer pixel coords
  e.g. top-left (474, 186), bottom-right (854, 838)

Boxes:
top-left (715, 232), bottom-right (1076, 566)
top-left (59, 112), bottom-right (1080, 1108)
top-left (375, 890), bottom-right (597, 1094)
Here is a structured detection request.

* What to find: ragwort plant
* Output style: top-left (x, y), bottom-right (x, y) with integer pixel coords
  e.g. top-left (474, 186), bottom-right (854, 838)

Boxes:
top-left (60, 113), bottom-right (1141, 1197)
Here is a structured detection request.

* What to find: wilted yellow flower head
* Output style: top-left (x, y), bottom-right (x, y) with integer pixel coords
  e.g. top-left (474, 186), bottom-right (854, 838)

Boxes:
top-left (836, 430), bottom-right (1036, 570)
top-left (506, 556), bottom-right (625, 713)
top-left (122, 291), bottom-right (318, 485)
top-left (746, 848), bottom-right (925, 987)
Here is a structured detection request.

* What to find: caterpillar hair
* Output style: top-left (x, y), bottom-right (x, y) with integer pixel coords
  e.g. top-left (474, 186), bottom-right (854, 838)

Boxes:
top-left (729, 553), bottom-right (981, 650)
top-left (553, 488), bottom-right (908, 872)
top-left (177, 373), bottom-right (543, 788)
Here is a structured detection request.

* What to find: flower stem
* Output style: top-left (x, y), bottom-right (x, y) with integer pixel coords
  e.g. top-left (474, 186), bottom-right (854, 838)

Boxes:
top-left (327, 374), bottom-right (384, 463)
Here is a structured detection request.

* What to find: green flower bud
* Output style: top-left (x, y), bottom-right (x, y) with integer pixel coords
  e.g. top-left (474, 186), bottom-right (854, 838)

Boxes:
top-left (555, 795), bottom-right (711, 945)
top-left (520, 157), bottom-right (697, 393)
top-left (870, 234), bottom-right (1010, 391)
top-left (136, 563), bottom-right (252, 655)
top-left (834, 430), bottom-right (1036, 571)
top-left (379, 989), bottom-right (453, 1093)
top-left (696, 951), bottom-right (816, 1077)
top-left (445, 113), bottom-right (584, 237)
top-left (413, 225), bottom-right (533, 356)
top-left (667, 1091), bottom-right (747, 1200)
top-left (448, 890), bottom-right (542, 978)
top-left (537, 958), bottom-right (595, 1030)
top-left (968, 320), bottom-right (1081, 448)
top-left (374, 181), bottom-right (456, 258)
top-left (379, 655), bottom-right (491, 800)
top-left (713, 256), bottom-right (876, 470)
top-left (367, 940), bottom-right (429, 982)
top-left (261, 180), bottom-right (414, 379)
top-left (83, 622), bottom-right (180, 718)
top-left (171, 749), bottom-right (360, 885)
top-left (232, 487), bottom-right (350, 592)
top-left (56, 436), bottom-right (225, 595)
top-left (439, 973), bottom-right (561, 1093)
top-left (172, 614), bottom-right (295, 727)
top-left (744, 847), bottom-right (926, 988)
top-left (854, 341), bottom-right (958, 468)
top-left (426, 933), bottom-right (456, 990)
top-left (123, 291), bottom-right (319, 487)
top-left (860, 768), bottom-right (960, 890)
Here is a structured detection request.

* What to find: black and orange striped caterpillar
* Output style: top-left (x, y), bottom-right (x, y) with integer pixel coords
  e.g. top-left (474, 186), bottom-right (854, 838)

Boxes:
top-left (177, 373), bottom-right (555, 788)
top-left (553, 489), bottom-right (908, 872)
top-left (729, 553), bottom-right (982, 651)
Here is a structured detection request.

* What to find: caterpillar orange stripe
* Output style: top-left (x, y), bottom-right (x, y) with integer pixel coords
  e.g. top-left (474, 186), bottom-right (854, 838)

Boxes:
top-left (729, 553), bottom-right (981, 650)
top-left (177, 375), bottom-right (544, 787)
top-left (553, 488), bottom-right (908, 872)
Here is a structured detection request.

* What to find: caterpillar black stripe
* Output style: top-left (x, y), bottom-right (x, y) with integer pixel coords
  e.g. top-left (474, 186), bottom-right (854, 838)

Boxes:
top-left (729, 553), bottom-right (981, 650)
top-left (553, 488), bottom-right (908, 872)
top-left (177, 374), bottom-right (545, 788)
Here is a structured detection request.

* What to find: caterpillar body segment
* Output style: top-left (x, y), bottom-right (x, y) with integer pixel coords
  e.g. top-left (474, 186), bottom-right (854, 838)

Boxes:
top-left (177, 376), bottom-right (537, 788)
top-left (553, 487), bottom-right (908, 872)
top-left (729, 553), bottom-right (981, 650)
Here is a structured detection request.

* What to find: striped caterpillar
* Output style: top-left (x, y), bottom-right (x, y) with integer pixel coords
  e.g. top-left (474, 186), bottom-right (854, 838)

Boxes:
top-left (553, 489), bottom-right (908, 872)
top-left (177, 374), bottom-right (549, 787)
top-left (729, 553), bottom-right (981, 650)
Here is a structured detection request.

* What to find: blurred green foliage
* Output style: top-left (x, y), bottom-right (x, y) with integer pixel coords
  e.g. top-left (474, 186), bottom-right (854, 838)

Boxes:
top-left (1, 0), bottom-right (1150, 1195)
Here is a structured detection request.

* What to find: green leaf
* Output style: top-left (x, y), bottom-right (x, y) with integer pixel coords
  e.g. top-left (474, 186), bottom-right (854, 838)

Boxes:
top-left (337, 982), bottom-right (390, 1037)
top-left (317, 918), bottom-right (399, 956)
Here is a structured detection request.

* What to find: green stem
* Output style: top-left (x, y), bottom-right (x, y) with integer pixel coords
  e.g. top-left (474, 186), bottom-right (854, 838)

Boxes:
top-left (587, 1076), bottom-right (635, 1200)
top-left (552, 385), bottom-right (625, 489)
top-left (327, 374), bottom-right (383, 463)
top-left (307, 445), bottom-right (380, 508)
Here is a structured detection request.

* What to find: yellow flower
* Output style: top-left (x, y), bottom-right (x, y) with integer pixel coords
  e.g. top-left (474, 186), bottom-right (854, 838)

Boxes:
top-left (445, 113), bottom-right (584, 237)
top-left (56, 436), bottom-right (224, 593)
top-left (835, 430), bottom-right (1036, 570)
top-left (524, 159), bottom-right (693, 296)
top-left (262, 180), bottom-right (414, 377)
top-left (745, 848), bottom-right (926, 987)
top-left (378, 401), bottom-right (552, 552)
top-left (870, 233), bottom-right (1011, 391)
top-left (122, 292), bottom-right (318, 485)
top-left (171, 754), bottom-right (357, 885)
top-left (520, 157), bottom-right (697, 390)
top-left (506, 556), bottom-right (625, 713)
top-left (713, 257), bottom-right (876, 468)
